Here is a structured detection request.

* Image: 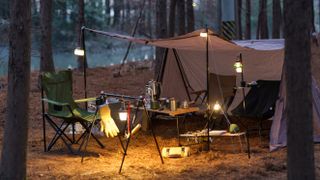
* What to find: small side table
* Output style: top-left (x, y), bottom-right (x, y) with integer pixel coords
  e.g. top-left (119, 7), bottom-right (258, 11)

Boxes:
top-left (180, 131), bottom-right (251, 158)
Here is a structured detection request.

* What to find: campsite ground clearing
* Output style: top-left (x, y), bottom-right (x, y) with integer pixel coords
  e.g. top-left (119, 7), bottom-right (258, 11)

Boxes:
top-left (1, 46), bottom-right (320, 179)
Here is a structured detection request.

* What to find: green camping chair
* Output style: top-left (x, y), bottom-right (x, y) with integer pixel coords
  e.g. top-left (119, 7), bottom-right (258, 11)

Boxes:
top-left (40, 70), bottom-right (104, 153)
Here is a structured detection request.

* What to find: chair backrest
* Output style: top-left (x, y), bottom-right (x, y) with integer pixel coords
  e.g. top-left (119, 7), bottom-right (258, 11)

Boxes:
top-left (208, 73), bottom-right (236, 109)
top-left (41, 70), bottom-right (78, 115)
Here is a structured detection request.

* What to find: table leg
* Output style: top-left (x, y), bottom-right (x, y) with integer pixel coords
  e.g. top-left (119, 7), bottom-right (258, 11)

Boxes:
top-left (238, 135), bottom-right (243, 152)
top-left (207, 116), bottom-right (210, 151)
top-left (176, 117), bottom-right (181, 146)
top-left (245, 131), bottom-right (251, 159)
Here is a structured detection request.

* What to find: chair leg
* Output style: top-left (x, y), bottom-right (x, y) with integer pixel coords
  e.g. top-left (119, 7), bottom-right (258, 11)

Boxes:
top-left (47, 120), bottom-right (73, 149)
top-left (47, 121), bottom-right (68, 148)
top-left (75, 129), bottom-right (87, 144)
top-left (46, 119), bottom-right (74, 153)
top-left (43, 114), bottom-right (47, 152)
top-left (45, 115), bottom-right (74, 144)
top-left (72, 123), bottom-right (76, 143)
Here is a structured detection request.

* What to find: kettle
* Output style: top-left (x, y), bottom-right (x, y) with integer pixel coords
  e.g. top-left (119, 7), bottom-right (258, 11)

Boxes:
top-left (147, 80), bottom-right (161, 99)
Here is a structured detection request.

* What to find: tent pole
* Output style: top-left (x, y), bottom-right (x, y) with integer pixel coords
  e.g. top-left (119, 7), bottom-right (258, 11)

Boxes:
top-left (81, 26), bottom-right (88, 109)
top-left (157, 48), bottom-right (169, 82)
top-left (240, 53), bottom-right (246, 111)
top-left (205, 25), bottom-right (210, 151)
top-left (173, 49), bottom-right (192, 101)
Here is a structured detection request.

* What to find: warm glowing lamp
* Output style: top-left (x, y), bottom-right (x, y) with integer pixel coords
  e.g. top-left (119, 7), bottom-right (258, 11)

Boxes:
top-left (212, 102), bottom-right (221, 112)
top-left (119, 102), bottom-right (128, 121)
top-left (200, 32), bottom-right (208, 38)
top-left (234, 60), bottom-right (243, 73)
top-left (192, 2), bottom-right (197, 7)
top-left (119, 108), bottom-right (128, 121)
top-left (74, 47), bottom-right (85, 56)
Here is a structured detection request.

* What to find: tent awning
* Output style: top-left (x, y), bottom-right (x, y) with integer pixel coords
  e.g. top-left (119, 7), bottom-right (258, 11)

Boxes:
top-left (83, 27), bottom-right (284, 51)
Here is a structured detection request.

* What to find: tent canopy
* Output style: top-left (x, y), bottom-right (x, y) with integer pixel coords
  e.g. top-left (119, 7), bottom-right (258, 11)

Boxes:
top-left (82, 27), bottom-right (320, 151)
top-left (84, 27), bottom-right (284, 114)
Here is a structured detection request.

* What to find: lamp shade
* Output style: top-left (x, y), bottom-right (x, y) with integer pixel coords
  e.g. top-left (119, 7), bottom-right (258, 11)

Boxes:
top-left (74, 47), bottom-right (85, 56)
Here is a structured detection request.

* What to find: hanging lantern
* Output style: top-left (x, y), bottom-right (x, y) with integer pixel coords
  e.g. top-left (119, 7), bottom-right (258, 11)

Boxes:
top-left (74, 47), bottom-right (85, 56)
top-left (118, 102), bottom-right (128, 121)
top-left (234, 59), bottom-right (243, 73)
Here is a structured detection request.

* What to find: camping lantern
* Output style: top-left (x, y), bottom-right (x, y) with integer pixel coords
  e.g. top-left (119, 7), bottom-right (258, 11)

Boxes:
top-left (119, 102), bottom-right (128, 121)
top-left (74, 47), bottom-right (85, 56)
top-left (118, 108), bottom-right (127, 121)
top-left (234, 60), bottom-right (243, 73)
top-left (200, 32), bottom-right (208, 38)
top-left (212, 101), bottom-right (221, 112)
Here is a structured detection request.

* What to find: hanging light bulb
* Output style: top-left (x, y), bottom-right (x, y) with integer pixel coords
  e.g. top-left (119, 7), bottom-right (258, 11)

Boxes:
top-left (200, 32), bottom-right (208, 38)
top-left (74, 47), bottom-right (85, 56)
top-left (212, 101), bottom-right (221, 112)
top-left (118, 102), bottom-right (128, 121)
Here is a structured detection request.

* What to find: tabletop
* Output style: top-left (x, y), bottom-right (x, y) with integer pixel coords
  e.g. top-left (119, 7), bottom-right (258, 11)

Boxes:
top-left (145, 107), bottom-right (200, 117)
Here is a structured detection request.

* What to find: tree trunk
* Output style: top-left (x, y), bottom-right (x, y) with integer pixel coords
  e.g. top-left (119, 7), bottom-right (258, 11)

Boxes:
top-left (147, 0), bottom-right (153, 37)
top-left (113, 0), bottom-right (121, 26)
top-left (186, 0), bottom-right (194, 33)
top-left (120, 0), bottom-right (125, 30)
top-left (176, 0), bottom-right (185, 35)
top-left (311, 0), bottom-right (316, 33)
top-left (217, 0), bottom-right (222, 33)
top-left (77, 0), bottom-right (87, 70)
top-left (125, 0), bottom-right (131, 27)
top-left (257, 0), bottom-right (268, 39)
top-left (236, 0), bottom-right (242, 39)
top-left (155, 0), bottom-right (167, 78)
top-left (272, 0), bottom-right (282, 38)
top-left (284, 0), bottom-right (315, 179)
top-left (0, 0), bottom-right (31, 179)
top-left (0, 0), bottom-right (10, 19)
top-left (105, 0), bottom-right (110, 26)
top-left (168, 0), bottom-right (177, 37)
top-left (245, 0), bottom-right (251, 39)
top-left (32, 0), bottom-right (37, 16)
top-left (60, 0), bottom-right (67, 22)
top-left (40, 0), bottom-right (55, 72)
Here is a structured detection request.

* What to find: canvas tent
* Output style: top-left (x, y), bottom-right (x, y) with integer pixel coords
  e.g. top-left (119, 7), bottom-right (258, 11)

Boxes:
top-left (82, 27), bottom-right (320, 150)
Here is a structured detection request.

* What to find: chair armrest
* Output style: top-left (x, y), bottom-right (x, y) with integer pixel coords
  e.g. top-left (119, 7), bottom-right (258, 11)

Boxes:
top-left (74, 97), bottom-right (97, 103)
top-left (42, 98), bottom-right (69, 106)
top-left (42, 98), bottom-right (75, 116)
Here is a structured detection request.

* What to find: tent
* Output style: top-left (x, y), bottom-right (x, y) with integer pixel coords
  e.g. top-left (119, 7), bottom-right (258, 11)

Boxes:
top-left (81, 27), bottom-right (320, 150)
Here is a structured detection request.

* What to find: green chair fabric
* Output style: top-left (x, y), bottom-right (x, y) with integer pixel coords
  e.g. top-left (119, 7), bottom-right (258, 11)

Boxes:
top-left (41, 70), bottom-right (104, 153)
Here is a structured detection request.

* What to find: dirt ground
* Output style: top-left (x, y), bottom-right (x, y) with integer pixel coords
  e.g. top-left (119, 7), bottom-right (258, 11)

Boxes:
top-left (1, 47), bottom-right (320, 179)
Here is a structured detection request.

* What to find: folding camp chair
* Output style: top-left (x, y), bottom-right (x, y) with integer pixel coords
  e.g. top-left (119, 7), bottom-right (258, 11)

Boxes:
top-left (40, 70), bottom-right (104, 153)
